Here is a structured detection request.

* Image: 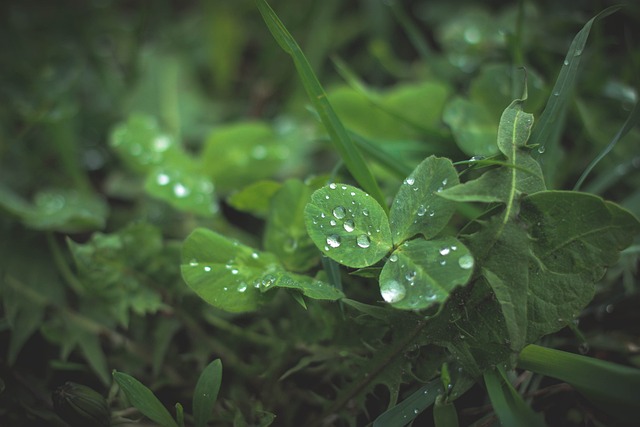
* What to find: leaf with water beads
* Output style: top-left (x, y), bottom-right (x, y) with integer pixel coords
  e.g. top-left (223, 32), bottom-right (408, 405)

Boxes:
top-left (181, 228), bottom-right (278, 312)
top-left (389, 156), bottom-right (459, 245)
top-left (145, 168), bottom-right (217, 217)
top-left (379, 237), bottom-right (474, 310)
top-left (304, 184), bottom-right (392, 268)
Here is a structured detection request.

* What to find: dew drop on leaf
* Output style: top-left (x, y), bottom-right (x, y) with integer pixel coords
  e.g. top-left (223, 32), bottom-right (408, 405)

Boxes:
top-left (204, 266), bottom-right (211, 272)
top-left (173, 183), bottom-right (190, 198)
top-left (326, 234), bottom-right (341, 248)
top-left (157, 173), bottom-right (170, 186)
top-left (356, 234), bottom-right (371, 248)
top-left (404, 177), bottom-right (415, 185)
top-left (332, 206), bottom-right (346, 219)
top-left (458, 254), bottom-right (474, 269)
top-left (389, 254), bottom-right (398, 262)
top-left (439, 247), bottom-right (451, 256)
top-left (380, 280), bottom-right (406, 303)
top-left (237, 282), bottom-right (247, 292)
top-left (362, 208), bottom-right (369, 216)
top-left (329, 183), bottom-right (337, 189)
top-left (343, 219), bottom-right (355, 232)
top-left (417, 205), bottom-right (427, 216)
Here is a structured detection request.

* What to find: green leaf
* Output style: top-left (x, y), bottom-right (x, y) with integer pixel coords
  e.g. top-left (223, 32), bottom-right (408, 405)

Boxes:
top-left (145, 167), bottom-right (217, 217)
top-left (255, 0), bottom-right (387, 210)
top-left (227, 180), bottom-right (282, 218)
top-left (372, 380), bottom-right (442, 427)
top-left (110, 113), bottom-right (187, 174)
top-left (519, 191), bottom-right (640, 342)
top-left (181, 228), bottom-right (277, 312)
top-left (379, 237), bottom-right (474, 310)
top-left (484, 367), bottom-right (545, 427)
top-left (200, 122), bottom-right (288, 193)
top-left (112, 371), bottom-right (179, 427)
top-left (389, 156), bottom-right (459, 244)
top-left (443, 97), bottom-right (499, 156)
top-left (193, 359), bottom-right (222, 427)
top-left (260, 271), bottom-right (344, 301)
top-left (433, 395), bottom-right (460, 427)
top-left (264, 179), bottom-right (318, 272)
top-left (518, 344), bottom-right (640, 423)
top-left (304, 183), bottom-right (392, 268)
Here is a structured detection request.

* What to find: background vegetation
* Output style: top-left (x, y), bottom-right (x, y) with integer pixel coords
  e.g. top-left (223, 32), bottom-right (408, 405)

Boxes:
top-left (1, 0), bottom-right (639, 426)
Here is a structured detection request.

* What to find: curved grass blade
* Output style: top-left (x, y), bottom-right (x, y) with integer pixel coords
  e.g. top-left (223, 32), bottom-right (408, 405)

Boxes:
top-left (518, 344), bottom-right (640, 423)
top-left (574, 100), bottom-right (640, 190)
top-left (372, 379), bottom-right (443, 427)
top-left (193, 359), bottom-right (222, 427)
top-left (530, 6), bottom-right (622, 176)
top-left (256, 0), bottom-right (387, 211)
top-left (484, 367), bottom-right (545, 427)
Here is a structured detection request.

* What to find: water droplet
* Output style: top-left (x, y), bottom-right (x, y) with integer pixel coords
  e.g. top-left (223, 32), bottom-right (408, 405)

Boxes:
top-left (563, 59), bottom-right (570, 66)
top-left (362, 208), bottom-right (369, 216)
top-left (173, 183), bottom-right (190, 198)
top-left (343, 219), bottom-right (355, 232)
top-left (553, 91), bottom-right (559, 97)
top-left (326, 235), bottom-right (341, 248)
top-left (156, 173), bottom-right (170, 186)
top-left (204, 266), bottom-right (211, 272)
top-left (330, 219), bottom-right (337, 226)
top-left (440, 260), bottom-right (447, 266)
top-left (350, 191), bottom-right (356, 196)
top-left (231, 268), bottom-right (239, 275)
top-left (380, 280), bottom-right (406, 303)
top-left (439, 247), bottom-right (451, 256)
top-left (429, 211), bottom-right (435, 217)
top-left (153, 135), bottom-right (170, 152)
top-left (574, 48), bottom-right (583, 56)
top-left (405, 270), bottom-right (416, 282)
top-left (329, 183), bottom-right (337, 189)
top-left (538, 145), bottom-right (546, 154)
top-left (189, 259), bottom-right (198, 266)
top-left (458, 254), bottom-right (474, 269)
top-left (417, 205), bottom-right (427, 216)
top-left (357, 235), bottom-right (371, 248)
top-left (413, 408), bottom-right (420, 415)
top-left (251, 252), bottom-right (259, 259)
top-left (404, 177), bottom-right (415, 185)
top-left (451, 246), bottom-right (457, 251)
top-left (333, 206), bottom-right (346, 219)
top-left (237, 282), bottom-right (248, 292)
top-left (441, 178), bottom-right (448, 186)
top-left (389, 254), bottom-right (398, 262)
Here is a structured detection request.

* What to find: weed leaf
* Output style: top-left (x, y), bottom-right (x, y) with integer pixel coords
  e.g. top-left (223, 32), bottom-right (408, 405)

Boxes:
top-left (389, 156), bottom-right (459, 244)
top-left (379, 237), bottom-right (474, 310)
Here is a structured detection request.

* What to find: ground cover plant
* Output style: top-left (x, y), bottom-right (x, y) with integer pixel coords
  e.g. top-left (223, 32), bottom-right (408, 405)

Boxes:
top-left (1, 0), bottom-right (640, 426)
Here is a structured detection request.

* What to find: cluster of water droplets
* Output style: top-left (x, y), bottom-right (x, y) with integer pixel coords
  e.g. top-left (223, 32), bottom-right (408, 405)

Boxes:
top-left (317, 184), bottom-right (375, 253)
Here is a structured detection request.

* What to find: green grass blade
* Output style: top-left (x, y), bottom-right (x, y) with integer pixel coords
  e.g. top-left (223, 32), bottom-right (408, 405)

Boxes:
top-left (518, 344), bottom-right (640, 422)
top-left (112, 370), bottom-right (179, 427)
top-left (529, 6), bottom-right (621, 179)
top-left (256, 0), bottom-right (387, 211)
top-left (193, 359), bottom-right (222, 427)
top-left (483, 367), bottom-right (546, 427)
top-left (573, 100), bottom-right (640, 190)
top-left (372, 379), bottom-right (442, 427)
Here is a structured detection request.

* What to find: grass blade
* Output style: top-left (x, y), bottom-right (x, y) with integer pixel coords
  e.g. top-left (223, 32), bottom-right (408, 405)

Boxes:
top-left (112, 370), bottom-right (179, 427)
top-left (518, 344), bottom-right (640, 422)
top-left (193, 359), bottom-right (222, 427)
top-left (483, 367), bottom-right (546, 427)
top-left (256, 0), bottom-right (387, 211)
top-left (372, 379), bottom-right (442, 427)
top-left (529, 6), bottom-right (621, 181)
top-left (573, 100), bottom-right (640, 190)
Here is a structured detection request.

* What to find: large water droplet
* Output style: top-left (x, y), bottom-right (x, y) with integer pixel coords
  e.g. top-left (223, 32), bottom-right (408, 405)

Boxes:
top-left (237, 282), bottom-right (248, 292)
top-left (326, 235), bottom-right (341, 248)
top-left (357, 234), bottom-right (371, 248)
top-left (458, 254), bottom-right (474, 269)
top-left (333, 206), bottom-right (346, 219)
top-left (389, 254), bottom-right (398, 262)
top-left (381, 280), bottom-right (406, 303)
top-left (343, 219), bottom-right (355, 232)
top-left (329, 183), bottom-right (337, 189)
top-left (173, 183), bottom-right (190, 198)
top-left (417, 205), bottom-right (427, 216)
top-left (538, 145), bottom-right (546, 154)
top-left (404, 177), bottom-right (415, 185)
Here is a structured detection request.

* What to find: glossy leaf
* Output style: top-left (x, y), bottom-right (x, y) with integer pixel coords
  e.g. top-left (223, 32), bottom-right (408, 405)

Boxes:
top-left (113, 371), bottom-right (178, 427)
top-left (304, 183), bottom-right (392, 268)
top-left (389, 156), bottom-right (459, 244)
top-left (193, 359), bottom-right (222, 427)
top-left (379, 237), bottom-right (474, 310)
top-left (260, 271), bottom-right (344, 301)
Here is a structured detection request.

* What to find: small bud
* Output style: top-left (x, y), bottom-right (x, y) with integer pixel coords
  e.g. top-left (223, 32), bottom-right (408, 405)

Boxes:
top-left (52, 382), bottom-right (110, 427)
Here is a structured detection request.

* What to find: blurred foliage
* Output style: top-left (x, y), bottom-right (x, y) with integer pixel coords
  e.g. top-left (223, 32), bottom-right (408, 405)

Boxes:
top-left (1, 0), bottom-right (639, 426)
